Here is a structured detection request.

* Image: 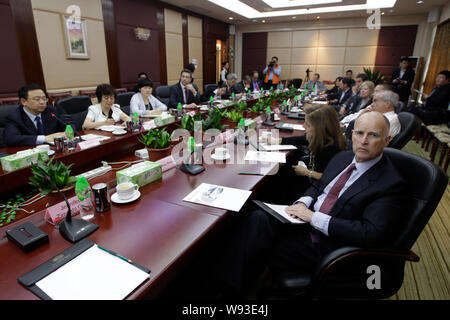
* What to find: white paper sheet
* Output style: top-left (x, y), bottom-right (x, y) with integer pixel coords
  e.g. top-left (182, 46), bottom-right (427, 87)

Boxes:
top-left (35, 245), bottom-right (149, 300)
top-left (183, 183), bottom-right (252, 212)
top-left (264, 203), bottom-right (307, 224)
top-left (259, 144), bottom-right (297, 151)
top-left (97, 125), bottom-right (125, 132)
top-left (81, 134), bottom-right (111, 142)
top-left (245, 150), bottom-right (286, 163)
top-left (280, 123), bottom-right (305, 131)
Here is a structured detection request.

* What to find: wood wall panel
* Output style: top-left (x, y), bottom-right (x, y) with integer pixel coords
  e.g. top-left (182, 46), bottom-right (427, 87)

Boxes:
top-left (0, 2), bottom-right (25, 94)
top-left (242, 32), bottom-right (267, 79)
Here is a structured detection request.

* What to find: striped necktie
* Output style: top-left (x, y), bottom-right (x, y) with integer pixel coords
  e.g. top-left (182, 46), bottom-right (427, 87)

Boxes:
top-left (35, 116), bottom-right (44, 135)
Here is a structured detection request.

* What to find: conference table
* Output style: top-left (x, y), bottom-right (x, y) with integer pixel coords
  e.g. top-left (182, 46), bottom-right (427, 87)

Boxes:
top-left (0, 100), bottom-right (307, 300)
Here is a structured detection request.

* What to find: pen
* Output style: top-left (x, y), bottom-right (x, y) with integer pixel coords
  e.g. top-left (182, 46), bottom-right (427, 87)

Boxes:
top-left (238, 172), bottom-right (264, 176)
top-left (97, 245), bottom-right (133, 263)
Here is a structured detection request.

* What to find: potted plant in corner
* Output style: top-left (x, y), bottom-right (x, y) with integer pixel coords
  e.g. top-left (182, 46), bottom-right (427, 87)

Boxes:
top-left (29, 156), bottom-right (77, 205)
top-left (139, 127), bottom-right (173, 161)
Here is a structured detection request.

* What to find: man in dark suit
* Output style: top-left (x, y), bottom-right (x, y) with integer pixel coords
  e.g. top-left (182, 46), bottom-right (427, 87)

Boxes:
top-left (233, 75), bottom-right (251, 94)
top-left (323, 77), bottom-right (343, 100)
top-left (250, 71), bottom-right (263, 92)
top-left (331, 77), bottom-right (353, 114)
top-left (391, 57), bottom-right (415, 103)
top-left (215, 111), bottom-right (405, 294)
top-left (3, 84), bottom-right (67, 147)
top-left (168, 69), bottom-right (201, 109)
top-left (410, 70), bottom-right (450, 125)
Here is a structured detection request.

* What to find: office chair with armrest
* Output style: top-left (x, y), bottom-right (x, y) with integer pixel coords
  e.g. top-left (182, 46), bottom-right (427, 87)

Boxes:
top-left (266, 147), bottom-right (448, 299)
top-left (202, 84), bottom-right (218, 102)
top-left (154, 85), bottom-right (171, 107)
top-left (55, 95), bottom-right (92, 132)
top-left (289, 78), bottom-right (303, 89)
top-left (116, 92), bottom-right (134, 110)
top-left (388, 112), bottom-right (421, 150)
top-left (0, 104), bottom-right (20, 148)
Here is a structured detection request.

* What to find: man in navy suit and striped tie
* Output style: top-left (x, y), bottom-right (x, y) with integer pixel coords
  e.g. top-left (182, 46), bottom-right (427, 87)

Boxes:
top-left (168, 69), bottom-right (201, 109)
top-left (3, 84), bottom-right (68, 147)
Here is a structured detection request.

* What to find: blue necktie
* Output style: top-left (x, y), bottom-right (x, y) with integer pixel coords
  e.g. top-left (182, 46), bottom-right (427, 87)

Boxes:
top-left (35, 116), bottom-right (44, 135)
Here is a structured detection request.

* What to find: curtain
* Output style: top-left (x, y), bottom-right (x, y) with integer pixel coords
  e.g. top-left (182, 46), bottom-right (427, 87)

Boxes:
top-left (423, 19), bottom-right (450, 95)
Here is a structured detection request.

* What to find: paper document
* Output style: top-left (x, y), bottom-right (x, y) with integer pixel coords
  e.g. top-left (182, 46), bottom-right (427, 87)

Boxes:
top-left (245, 150), bottom-right (286, 163)
top-left (35, 245), bottom-right (149, 300)
top-left (97, 125), bottom-right (125, 132)
top-left (259, 144), bottom-right (297, 151)
top-left (81, 134), bottom-right (111, 142)
top-left (280, 123), bottom-right (305, 131)
top-left (312, 101), bottom-right (328, 105)
top-left (264, 203), bottom-right (307, 224)
top-left (183, 183), bottom-right (252, 212)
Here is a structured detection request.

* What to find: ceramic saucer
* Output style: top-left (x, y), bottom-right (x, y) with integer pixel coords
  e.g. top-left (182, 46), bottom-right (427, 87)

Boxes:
top-left (112, 130), bottom-right (127, 136)
top-left (111, 191), bottom-right (141, 204)
top-left (48, 150), bottom-right (55, 156)
top-left (211, 153), bottom-right (231, 161)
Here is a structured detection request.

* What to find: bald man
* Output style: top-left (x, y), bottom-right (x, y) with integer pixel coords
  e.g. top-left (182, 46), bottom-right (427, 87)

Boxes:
top-left (216, 112), bottom-right (406, 294)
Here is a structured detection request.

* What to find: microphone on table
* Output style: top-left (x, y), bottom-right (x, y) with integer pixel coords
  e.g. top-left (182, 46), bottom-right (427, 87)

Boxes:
top-left (51, 113), bottom-right (82, 143)
top-left (45, 175), bottom-right (98, 242)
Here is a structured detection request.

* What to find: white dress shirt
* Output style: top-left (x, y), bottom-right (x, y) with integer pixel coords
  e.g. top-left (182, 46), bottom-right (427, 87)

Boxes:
top-left (298, 154), bottom-right (383, 236)
top-left (130, 92), bottom-right (167, 116)
top-left (86, 103), bottom-right (123, 123)
top-left (23, 107), bottom-right (45, 145)
top-left (384, 111), bottom-right (401, 139)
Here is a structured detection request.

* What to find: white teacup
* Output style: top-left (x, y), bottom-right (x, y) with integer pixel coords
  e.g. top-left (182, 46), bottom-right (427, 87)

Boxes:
top-left (214, 147), bottom-right (229, 160)
top-left (116, 182), bottom-right (139, 200)
top-left (36, 144), bottom-right (50, 152)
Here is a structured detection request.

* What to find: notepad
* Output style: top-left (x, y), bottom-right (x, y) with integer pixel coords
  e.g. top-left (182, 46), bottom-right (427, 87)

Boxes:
top-left (183, 183), bottom-right (252, 212)
top-left (34, 245), bottom-right (149, 300)
top-left (253, 200), bottom-right (307, 224)
top-left (245, 150), bottom-right (286, 163)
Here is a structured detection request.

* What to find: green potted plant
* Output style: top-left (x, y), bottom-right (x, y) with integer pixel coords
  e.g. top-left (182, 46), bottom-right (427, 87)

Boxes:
top-left (363, 67), bottom-right (386, 86)
top-left (203, 106), bottom-right (225, 131)
top-left (224, 110), bottom-right (243, 127)
top-left (139, 128), bottom-right (173, 161)
top-left (181, 112), bottom-right (203, 132)
top-left (29, 156), bottom-right (77, 204)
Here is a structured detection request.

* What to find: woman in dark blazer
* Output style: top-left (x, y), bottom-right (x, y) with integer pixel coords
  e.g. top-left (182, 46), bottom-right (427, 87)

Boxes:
top-left (261, 105), bottom-right (347, 203)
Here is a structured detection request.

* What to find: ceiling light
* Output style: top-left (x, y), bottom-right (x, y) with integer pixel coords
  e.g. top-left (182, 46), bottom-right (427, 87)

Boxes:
top-left (262, 0), bottom-right (342, 8)
top-left (381, 12), bottom-right (385, 15)
top-left (208, 0), bottom-right (397, 19)
top-left (416, 1), bottom-right (424, 3)
top-left (262, 20), bottom-right (266, 23)
top-left (228, 17), bottom-right (234, 20)
top-left (292, 16), bottom-right (297, 19)
top-left (316, 16), bottom-right (321, 19)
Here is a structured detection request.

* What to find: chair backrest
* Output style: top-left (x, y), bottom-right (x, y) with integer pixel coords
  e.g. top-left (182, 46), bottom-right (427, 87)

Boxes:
top-left (48, 91), bottom-right (72, 106)
top-left (116, 88), bottom-right (127, 93)
top-left (116, 92), bottom-right (134, 109)
top-left (204, 84), bottom-right (218, 94)
top-left (290, 78), bottom-right (303, 88)
top-left (120, 105), bottom-right (130, 116)
top-left (0, 96), bottom-right (20, 106)
top-left (0, 104), bottom-right (20, 148)
top-left (395, 101), bottom-right (405, 113)
top-left (388, 112), bottom-right (421, 150)
top-left (154, 85), bottom-right (171, 106)
top-left (55, 96), bottom-right (92, 132)
top-left (383, 148), bottom-right (448, 249)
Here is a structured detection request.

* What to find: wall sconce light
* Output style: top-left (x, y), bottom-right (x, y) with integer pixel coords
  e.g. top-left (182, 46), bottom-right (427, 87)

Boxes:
top-left (134, 27), bottom-right (151, 41)
top-left (216, 40), bottom-right (221, 50)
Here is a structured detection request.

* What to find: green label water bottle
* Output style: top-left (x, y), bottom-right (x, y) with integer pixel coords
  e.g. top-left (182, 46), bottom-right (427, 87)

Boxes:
top-left (282, 100), bottom-right (287, 112)
top-left (266, 106), bottom-right (271, 120)
top-left (75, 176), bottom-right (94, 220)
top-left (65, 125), bottom-right (74, 140)
top-left (177, 103), bottom-right (182, 117)
top-left (132, 112), bottom-right (139, 123)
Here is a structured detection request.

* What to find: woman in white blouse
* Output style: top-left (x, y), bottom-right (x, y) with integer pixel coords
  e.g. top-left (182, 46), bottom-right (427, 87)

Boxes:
top-left (130, 78), bottom-right (167, 116)
top-left (82, 84), bottom-right (130, 130)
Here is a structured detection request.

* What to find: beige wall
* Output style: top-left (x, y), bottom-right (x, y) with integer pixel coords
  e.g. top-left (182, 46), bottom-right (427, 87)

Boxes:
top-left (165, 9), bottom-right (183, 86)
top-left (265, 27), bottom-right (379, 81)
top-left (236, 14), bottom-right (430, 81)
top-left (440, 1), bottom-right (450, 24)
top-left (188, 15), bottom-right (203, 93)
top-left (31, 0), bottom-right (109, 93)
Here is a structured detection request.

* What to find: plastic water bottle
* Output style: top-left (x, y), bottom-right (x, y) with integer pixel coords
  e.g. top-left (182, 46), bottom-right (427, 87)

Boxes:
top-left (75, 176), bottom-right (94, 220)
top-left (177, 103), bottom-right (183, 118)
top-left (282, 100), bottom-right (287, 112)
top-left (209, 96), bottom-right (214, 108)
top-left (65, 125), bottom-right (74, 150)
top-left (237, 118), bottom-right (245, 145)
top-left (266, 106), bottom-right (271, 121)
top-left (231, 92), bottom-right (236, 102)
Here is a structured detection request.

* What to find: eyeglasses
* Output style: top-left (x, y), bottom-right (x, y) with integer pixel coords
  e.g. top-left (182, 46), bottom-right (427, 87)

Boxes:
top-left (352, 130), bottom-right (382, 141)
top-left (30, 97), bottom-right (48, 103)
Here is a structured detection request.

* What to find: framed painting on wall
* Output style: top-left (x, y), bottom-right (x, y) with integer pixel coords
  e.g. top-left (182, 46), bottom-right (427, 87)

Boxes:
top-left (61, 15), bottom-right (89, 59)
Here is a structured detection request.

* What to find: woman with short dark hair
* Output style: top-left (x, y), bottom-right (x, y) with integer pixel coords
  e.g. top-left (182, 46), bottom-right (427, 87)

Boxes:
top-left (130, 78), bottom-right (167, 116)
top-left (82, 84), bottom-right (130, 130)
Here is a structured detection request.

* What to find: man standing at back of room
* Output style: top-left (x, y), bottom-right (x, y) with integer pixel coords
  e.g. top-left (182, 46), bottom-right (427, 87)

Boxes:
top-left (263, 56), bottom-right (282, 90)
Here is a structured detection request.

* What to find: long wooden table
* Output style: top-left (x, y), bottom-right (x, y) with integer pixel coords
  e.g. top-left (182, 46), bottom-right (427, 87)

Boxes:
top-left (0, 107), bottom-right (305, 300)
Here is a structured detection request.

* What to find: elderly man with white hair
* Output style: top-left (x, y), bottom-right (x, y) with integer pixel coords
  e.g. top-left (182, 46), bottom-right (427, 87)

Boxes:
top-left (342, 90), bottom-right (401, 139)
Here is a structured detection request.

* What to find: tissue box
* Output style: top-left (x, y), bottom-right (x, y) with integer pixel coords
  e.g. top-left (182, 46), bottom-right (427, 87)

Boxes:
top-left (1, 149), bottom-right (49, 172)
top-left (244, 119), bottom-right (257, 131)
top-left (116, 161), bottom-right (162, 188)
top-left (154, 115), bottom-right (175, 127)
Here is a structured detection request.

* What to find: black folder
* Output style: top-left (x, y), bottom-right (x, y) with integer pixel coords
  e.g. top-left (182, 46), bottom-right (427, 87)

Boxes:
top-left (287, 113), bottom-right (305, 120)
top-left (18, 238), bottom-right (150, 300)
top-left (275, 123), bottom-right (294, 132)
top-left (253, 200), bottom-right (291, 224)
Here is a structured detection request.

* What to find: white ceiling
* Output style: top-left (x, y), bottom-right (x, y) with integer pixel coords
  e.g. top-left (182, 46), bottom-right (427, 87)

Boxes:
top-left (160, 0), bottom-right (449, 24)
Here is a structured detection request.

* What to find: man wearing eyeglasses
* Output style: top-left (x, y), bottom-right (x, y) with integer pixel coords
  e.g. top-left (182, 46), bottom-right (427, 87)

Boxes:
top-left (3, 84), bottom-right (68, 147)
top-left (214, 111), bottom-right (406, 296)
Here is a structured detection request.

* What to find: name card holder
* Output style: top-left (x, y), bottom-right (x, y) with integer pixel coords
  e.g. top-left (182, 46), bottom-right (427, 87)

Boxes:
top-left (44, 196), bottom-right (81, 225)
top-left (156, 155), bottom-right (177, 172)
top-left (76, 139), bottom-right (101, 151)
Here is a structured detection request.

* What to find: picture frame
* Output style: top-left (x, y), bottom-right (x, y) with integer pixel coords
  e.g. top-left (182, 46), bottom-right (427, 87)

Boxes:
top-left (61, 15), bottom-right (89, 60)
